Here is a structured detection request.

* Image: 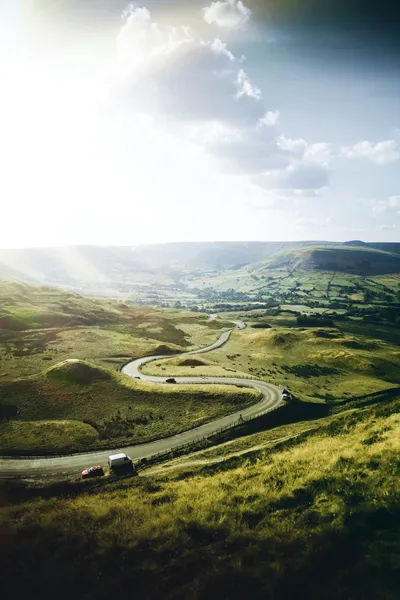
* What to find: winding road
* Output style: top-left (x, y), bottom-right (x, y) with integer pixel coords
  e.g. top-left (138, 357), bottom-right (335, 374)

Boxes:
top-left (0, 321), bottom-right (282, 479)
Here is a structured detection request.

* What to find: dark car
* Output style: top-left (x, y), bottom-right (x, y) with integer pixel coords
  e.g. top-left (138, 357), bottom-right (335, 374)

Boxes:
top-left (166, 377), bottom-right (177, 383)
top-left (81, 466), bottom-right (105, 479)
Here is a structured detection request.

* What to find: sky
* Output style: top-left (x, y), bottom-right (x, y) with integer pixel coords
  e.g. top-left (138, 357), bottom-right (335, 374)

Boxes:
top-left (0, 0), bottom-right (399, 248)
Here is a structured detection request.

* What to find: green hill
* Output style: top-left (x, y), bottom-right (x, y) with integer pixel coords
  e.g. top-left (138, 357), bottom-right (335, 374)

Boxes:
top-left (0, 280), bottom-right (233, 380)
top-left (260, 246), bottom-right (400, 275)
top-left (0, 281), bottom-right (259, 454)
top-left (45, 359), bottom-right (112, 385)
top-left (0, 359), bottom-right (257, 454)
top-left (1, 242), bottom-right (399, 287)
top-left (1, 393), bottom-right (399, 599)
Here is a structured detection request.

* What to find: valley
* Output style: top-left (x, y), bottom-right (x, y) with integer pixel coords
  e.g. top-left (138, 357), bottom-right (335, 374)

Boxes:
top-left (1, 240), bottom-right (399, 600)
top-left (3, 0), bottom-right (400, 595)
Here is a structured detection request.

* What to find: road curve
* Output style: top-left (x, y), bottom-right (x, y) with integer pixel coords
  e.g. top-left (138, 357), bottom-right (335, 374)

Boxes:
top-left (0, 321), bottom-right (282, 479)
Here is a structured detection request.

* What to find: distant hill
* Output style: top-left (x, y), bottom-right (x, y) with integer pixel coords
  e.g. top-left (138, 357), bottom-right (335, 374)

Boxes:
top-left (0, 241), bottom-right (399, 285)
top-left (258, 245), bottom-right (400, 275)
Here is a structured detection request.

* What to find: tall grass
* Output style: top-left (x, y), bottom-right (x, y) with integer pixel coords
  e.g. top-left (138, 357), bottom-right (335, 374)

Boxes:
top-left (1, 397), bottom-right (399, 599)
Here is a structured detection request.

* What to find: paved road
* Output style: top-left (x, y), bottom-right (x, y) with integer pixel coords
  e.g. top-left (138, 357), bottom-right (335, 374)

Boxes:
top-left (0, 321), bottom-right (282, 479)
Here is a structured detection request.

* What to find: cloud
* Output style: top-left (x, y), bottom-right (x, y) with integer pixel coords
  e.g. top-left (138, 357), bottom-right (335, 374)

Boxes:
top-left (370, 195), bottom-right (400, 214)
top-left (206, 122), bottom-right (290, 174)
top-left (261, 110), bottom-right (280, 126)
top-left (256, 161), bottom-right (330, 191)
top-left (116, 11), bottom-right (264, 129)
top-left (205, 127), bottom-right (332, 178)
top-left (114, 5), bottom-right (333, 194)
top-left (278, 137), bottom-right (333, 164)
top-left (341, 140), bottom-right (399, 165)
top-left (304, 142), bottom-right (333, 165)
top-left (203, 0), bottom-right (251, 29)
top-left (252, 137), bottom-right (332, 191)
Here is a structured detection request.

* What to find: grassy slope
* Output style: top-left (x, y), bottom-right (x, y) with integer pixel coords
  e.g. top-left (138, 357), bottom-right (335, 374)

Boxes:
top-left (186, 246), bottom-right (400, 307)
top-left (143, 325), bottom-right (400, 403)
top-left (1, 396), bottom-right (399, 600)
top-left (260, 245), bottom-right (400, 274)
top-left (0, 360), bottom-right (258, 454)
top-left (0, 282), bottom-right (257, 454)
top-left (0, 281), bottom-right (233, 379)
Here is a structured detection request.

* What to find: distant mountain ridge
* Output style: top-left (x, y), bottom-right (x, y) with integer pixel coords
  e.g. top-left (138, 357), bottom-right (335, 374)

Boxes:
top-left (256, 245), bottom-right (400, 276)
top-left (0, 241), bottom-right (399, 285)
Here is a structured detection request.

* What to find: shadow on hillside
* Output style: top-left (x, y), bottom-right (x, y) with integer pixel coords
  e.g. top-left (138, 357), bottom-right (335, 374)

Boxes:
top-left (215, 402), bottom-right (330, 445)
top-left (211, 387), bottom-right (400, 448)
top-left (1, 500), bottom-right (399, 600)
top-left (332, 387), bottom-right (400, 411)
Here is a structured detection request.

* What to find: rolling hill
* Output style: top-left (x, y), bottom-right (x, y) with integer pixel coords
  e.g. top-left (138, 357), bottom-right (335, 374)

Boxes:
top-left (258, 246), bottom-right (400, 276)
top-left (1, 242), bottom-right (399, 288)
top-left (0, 281), bottom-right (255, 454)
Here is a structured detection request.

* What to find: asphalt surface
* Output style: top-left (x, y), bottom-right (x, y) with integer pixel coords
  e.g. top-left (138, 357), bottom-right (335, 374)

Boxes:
top-left (0, 322), bottom-right (282, 479)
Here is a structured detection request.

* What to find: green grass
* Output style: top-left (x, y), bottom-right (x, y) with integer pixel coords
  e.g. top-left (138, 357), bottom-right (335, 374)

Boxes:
top-left (0, 281), bottom-right (258, 454)
top-left (143, 325), bottom-right (400, 404)
top-left (148, 419), bottom-right (323, 471)
top-left (186, 255), bottom-right (400, 320)
top-left (1, 395), bottom-right (399, 599)
top-left (0, 360), bottom-right (258, 454)
top-left (0, 420), bottom-right (99, 454)
top-left (0, 281), bottom-right (232, 380)
top-left (255, 245), bottom-right (400, 275)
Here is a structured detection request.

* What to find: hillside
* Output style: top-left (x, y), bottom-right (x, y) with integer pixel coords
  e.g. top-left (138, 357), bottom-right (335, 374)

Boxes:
top-left (260, 246), bottom-right (400, 276)
top-left (0, 281), bottom-right (258, 453)
top-left (0, 281), bottom-right (232, 379)
top-left (0, 360), bottom-right (256, 454)
top-left (143, 324), bottom-right (400, 404)
top-left (1, 394), bottom-right (399, 599)
top-left (1, 242), bottom-right (399, 288)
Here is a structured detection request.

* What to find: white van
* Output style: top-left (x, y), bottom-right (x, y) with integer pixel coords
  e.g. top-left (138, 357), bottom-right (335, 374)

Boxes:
top-left (108, 453), bottom-right (133, 471)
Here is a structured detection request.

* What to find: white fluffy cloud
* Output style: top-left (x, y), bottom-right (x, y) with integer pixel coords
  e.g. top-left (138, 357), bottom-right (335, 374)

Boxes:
top-left (261, 110), bottom-right (280, 126)
top-left (255, 161), bottom-right (330, 192)
top-left (206, 122), bottom-right (290, 173)
top-left (341, 140), bottom-right (399, 165)
top-left (278, 137), bottom-right (333, 165)
top-left (114, 5), bottom-right (332, 194)
top-left (117, 11), bottom-right (264, 128)
top-left (203, 0), bottom-right (251, 29)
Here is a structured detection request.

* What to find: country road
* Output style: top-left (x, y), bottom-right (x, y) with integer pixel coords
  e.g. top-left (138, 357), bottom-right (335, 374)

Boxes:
top-left (0, 321), bottom-right (282, 479)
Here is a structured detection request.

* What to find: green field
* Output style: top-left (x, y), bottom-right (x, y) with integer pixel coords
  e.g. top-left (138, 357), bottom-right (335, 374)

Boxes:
top-left (1, 245), bottom-right (400, 599)
top-left (0, 362), bottom-right (257, 454)
top-left (184, 247), bottom-right (400, 325)
top-left (1, 394), bottom-right (399, 599)
top-left (143, 324), bottom-right (400, 403)
top-left (0, 282), bottom-right (256, 454)
top-left (0, 281), bottom-right (232, 379)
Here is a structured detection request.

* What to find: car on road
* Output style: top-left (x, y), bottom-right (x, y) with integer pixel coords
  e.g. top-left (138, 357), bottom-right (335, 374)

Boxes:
top-left (166, 377), bottom-right (177, 383)
top-left (108, 453), bottom-right (137, 475)
top-left (81, 465), bottom-right (104, 479)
